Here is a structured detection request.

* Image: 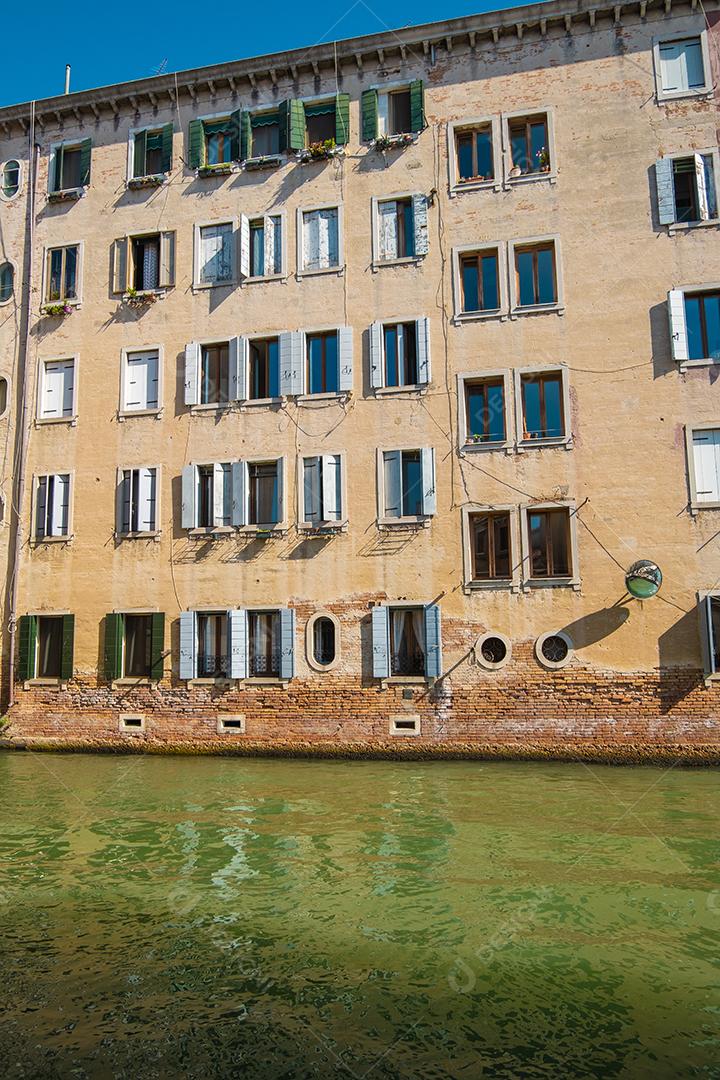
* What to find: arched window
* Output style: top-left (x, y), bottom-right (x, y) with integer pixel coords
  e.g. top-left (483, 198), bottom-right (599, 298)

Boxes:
top-left (0, 263), bottom-right (13, 303)
top-left (306, 612), bottom-right (340, 672)
top-left (2, 160), bottom-right (20, 198)
top-left (0, 376), bottom-right (9, 418)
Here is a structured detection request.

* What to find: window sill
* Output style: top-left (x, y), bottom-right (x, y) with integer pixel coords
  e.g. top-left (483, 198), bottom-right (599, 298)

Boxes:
top-left (504, 170), bottom-right (556, 188)
top-left (374, 384), bottom-right (429, 396)
top-left (31, 534), bottom-right (73, 545)
top-left (296, 392), bottom-right (349, 404)
top-left (679, 357), bottom-right (720, 372)
top-left (450, 178), bottom-right (501, 196)
top-left (192, 279), bottom-right (237, 291)
top-left (120, 290), bottom-right (167, 308)
top-left (460, 439), bottom-right (511, 454)
top-left (453, 309), bottom-right (507, 324)
top-left (36, 415), bottom-right (78, 427)
top-left (243, 273), bottom-right (286, 284)
top-left (112, 678), bottom-right (158, 688)
top-left (382, 675), bottom-right (429, 686)
top-left (510, 303), bottom-right (565, 318)
top-left (24, 678), bottom-right (66, 689)
top-left (190, 403), bottom-right (234, 414)
top-left (657, 88), bottom-right (713, 103)
top-left (372, 256), bottom-right (424, 273)
top-left (41, 300), bottom-right (81, 314)
top-left (517, 436), bottom-right (572, 451)
top-left (297, 266), bottom-right (344, 279)
top-left (243, 155), bottom-right (284, 171)
top-left (524, 577), bottom-right (581, 592)
top-left (464, 579), bottom-right (521, 594)
top-left (188, 527), bottom-right (234, 538)
top-left (298, 521), bottom-right (348, 535)
top-left (240, 396), bottom-right (283, 408)
top-left (690, 501), bottom-right (720, 515)
top-left (116, 530), bottom-right (162, 541)
top-left (127, 174), bottom-right (168, 189)
top-left (238, 525), bottom-right (288, 538)
top-left (243, 677), bottom-right (289, 686)
top-left (118, 409), bottom-right (163, 421)
top-left (377, 517), bottom-right (431, 531)
top-left (668, 219), bottom-right (719, 233)
top-left (188, 677), bottom-right (235, 686)
top-left (48, 187), bottom-right (86, 203)
top-left (197, 164), bottom-right (237, 178)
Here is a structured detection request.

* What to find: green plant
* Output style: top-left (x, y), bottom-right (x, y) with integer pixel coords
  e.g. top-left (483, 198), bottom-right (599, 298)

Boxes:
top-left (43, 303), bottom-right (72, 317)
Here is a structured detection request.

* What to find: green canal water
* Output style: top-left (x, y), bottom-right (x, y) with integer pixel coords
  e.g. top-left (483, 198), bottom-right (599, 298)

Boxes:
top-left (0, 754), bottom-right (718, 1079)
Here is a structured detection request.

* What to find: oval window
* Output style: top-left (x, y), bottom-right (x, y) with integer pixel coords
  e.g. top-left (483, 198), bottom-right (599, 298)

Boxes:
top-left (0, 263), bottom-right (13, 302)
top-left (0, 377), bottom-right (8, 417)
top-left (313, 617), bottom-right (336, 667)
top-left (2, 160), bottom-right (19, 198)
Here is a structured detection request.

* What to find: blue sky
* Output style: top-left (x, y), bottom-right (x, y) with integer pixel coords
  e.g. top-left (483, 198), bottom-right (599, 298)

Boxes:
top-left (2, 0), bottom-right (531, 108)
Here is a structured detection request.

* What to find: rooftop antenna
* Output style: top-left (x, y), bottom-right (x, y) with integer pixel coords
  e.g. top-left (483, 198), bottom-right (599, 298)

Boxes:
top-left (64, 64), bottom-right (71, 95)
top-left (153, 58), bottom-right (168, 76)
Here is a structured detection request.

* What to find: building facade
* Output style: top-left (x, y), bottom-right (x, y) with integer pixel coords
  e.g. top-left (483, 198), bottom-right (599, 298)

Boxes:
top-left (1, 0), bottom-right (719, 755)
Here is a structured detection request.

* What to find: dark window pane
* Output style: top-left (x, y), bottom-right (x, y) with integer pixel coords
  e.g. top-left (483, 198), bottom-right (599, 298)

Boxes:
top-left (685, 297), bottom-right (704, 359)
top-left (516, 251), bottom-right (535, 306)
top-left (313, 618), bottom-right (335, 666)
top-left (529, 513), bottom-right (548, 576)
top-left (537, 248), bottom-right (556, 304)
top-left (402, 452), bottom-right (422, 517)
top-left (493, 515), bottom-right (511, 577)
top-left (384, 326), bottom-right (399, 386)
top-left (64, 246), bottom-right (77, 299)
top-left (511, 129), bottom-right (528, 172)
top-left (267, 339), bottom-right (279, 398)
top-left (544, 378), bottom-right (563, 437)
top-left (473, 517), bottom-right (490, 578)
top-left (249, 463), bottom-right (279, 524)
top-left (400, 200), bottom-right (414, 257)
top-left (457, 134), bottom-right (474, 180)
top-left (48, 251), bottom-right (62, 301)
top-left (476, 130), bottom-right (493, 178)
top-left (486, 383), bottom-right (505, 440)
top-left (306, 111), bottom-right (335, 145)
top-left (467, 385), bottom-right (486, 438)
top-left (38, 617), bottom-right (63, 678)
top-left (124, 615), bottom-right (152, 677)
top-left (529, 120), bottom-right (548, 170)
top-left (389, 90), bottom-right (411, 135)
top-left (711, 597), bottom-right (720, 670)
top-left (461, 258), bottom-right (479, 312)
top-left (308, 336), bottom-right (323, 394)
top-left (250, 223), bottom-right (264, 277)
top-left (252, 123), bottom-right (279, 157)
top-left (402, 322), bottom-right (418, 384)
top-left (61, 148), bottom-right (82, 189)
top-left (704, 296), bottom-right (720, 358)
top-left (481, 255), bottom-right (499, 309)
top-left (549, 512), bottom-right (570, 575)
top-left (325, 334), bottom-right (338, 392)
top-left (523, 380), bottom-right (542, 436)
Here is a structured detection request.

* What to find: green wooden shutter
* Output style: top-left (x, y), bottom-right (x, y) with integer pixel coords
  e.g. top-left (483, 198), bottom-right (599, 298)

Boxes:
top-left (104, 613), bottom-right (123, 681)
top-left (361, 89), bottom-right (378, 141)
top-left (50, 146), bottom-right (63, 192)
top-left (240, 111), bottom-right (252, 160)
top-left (277, 100), bottom-right (289, 153)
top-left (188, 119), bottom-right (204, 169)
top-left (161, 123), bottom-right (173, 172)
top-left (60, 614), bottom-right (74, 681)
top-left (150, 613), bottom-right (165, 681)
top-left (229, 109), bottom-right (242, 161)
top-left (335, 93), bottom-right (350, 145)
top-left (288, 99), bottom-right (305, 150)
top-left (79, 138), bottom-right (92, 185)
top-left (17, 615), bottom-right (36, 682)
top-left (409, 80), bottom-right (425, 133)
top-left (133, 130), bottom-right (147, 178)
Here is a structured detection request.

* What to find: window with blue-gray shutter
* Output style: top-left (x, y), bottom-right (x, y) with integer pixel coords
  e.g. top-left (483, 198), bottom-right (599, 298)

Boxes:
top-left (667, 290), bottom-right (689, 362)
top-left (279, 608), bottom-right (295, 679)
top-left (423, 604), bottom-right (442, 679)
top-left (228, 609), bottom-right (248, 679)
top-left (179, 611), bottom-right (196, 680)
top-left (279, 331), bottom-right (304, 396)
top-left (371, 606), bottom-right (390, 678)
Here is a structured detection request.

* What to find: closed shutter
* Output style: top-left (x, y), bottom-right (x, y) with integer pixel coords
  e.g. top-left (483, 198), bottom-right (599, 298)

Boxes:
top-left (36, 476), bottom-right (48, 539)
top-left (412, 194), bottom-right (429, 256)
top-left (325, 209), bottom-right (339, 267)
top-left (138, 468), bottom-right (156, 531)
top-left (231, 460), bottom-right (246, 526)
top-left (52, 474), bottom-right (70, 536)
top-left (61, 614), bottom-right (74, 681)
top-left (213, 463), bottom-right (227, 526)
top-left (288, 99), bottom-right (305, 150)
top-left (383, 451), bottom-right (402, 517)
top-left (321, 455), bottom-right (342, 521)
top-left (188, 119), bottom-right (204, 169)
top-left (61, 361), bottom-right (75, 415)
top-left (361, 89), bottom-right (378, 141)
top-left (228, 609), bottom-right (248, 679)
top-left (655, 158), bottom-right (676, 225)
top-left (79, 139), bottom-right (92, 186)
top-left (409, 80), bottom-right (425, 133)
top-left (111, 237), bottom-right (128, 293)
top-left (181, 465), bottom-right (196, 528)
top-left (104, 613), bottom-right (123, 681)
top-left (179, 611), bottom-right (196, 680)
top-left (371, 606), bottom-right (390, 679)
top-left (229, 337), bottom-right (247, 401)
top-left (692, 429), bottom-right (720, 502)
top-left (184, 342), bottom-right (200, 405)
top-left (159, 231), bottom-right (175, 287)
top-left (133, 129), bottom-right (147, 178)
top-left (229, 109), bottom-right (242, 161)
top-left (265, 215), bottom-right (281, 275)
top-left (125, 352), bottom-right (156, 411)
top-left (420, 448), bottom-right (436, 515)
top-left (303, 456), bottom-right (321, 525)
top-left (43, 360), bottom-right (74, 418)
top-left (335, 93), bottom-right (350, 145)
top-left (378, 201), bottom-right (398, 261)
top-left (279, 331), bottom-right (304, 396)
top-left (239, 214), bottom-right (250, 279)
top-left (668, 290), bottom-right (689, 362)
top-left (695, 153), bottom-right (710, 220)
top-left (279, 608), bottom-right (295, 679)
top-left (370, 322), bottom-right (384, 388)
top-left (160, 123), bottom-right (173, 172)
top-left (337, 327), bottom-right (353, 392)
top-left (303, 211), bottom-right (319, 270)
top-left (424, 603), bottom-right (442, 679)
top-left (240, 111), bottom-right (252, 161)
top-left (17, 614), bottom-right (37, 682)
top-left (50, 146), bottom-right (63, 193)
top-left (150, 613), bottom-right (165, 680)
top-left (416, 317), bottom-right (431, 384)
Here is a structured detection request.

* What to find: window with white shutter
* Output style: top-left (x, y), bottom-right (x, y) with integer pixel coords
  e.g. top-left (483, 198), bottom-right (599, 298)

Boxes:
top-left (657, 154), bottom-right (718, 226)
top-left (381, 449), bottom-right (434, 520)
top-left (188, 463), bottom-right (233, 529)
top-left (658, 37), bottom-right (708, 96)
top-left (198, 222), bottom-right (234, 285)
top-left (248, 214), bottom-right (283, 278)
top-left (35, 473), bottom-right (71, 540)
top-left (39, 358), bottom-right (75, 420)
top-left (691, 428), bottom-right (720, 506)
top-left (302, 454), bottom-right (343, 527)
top-left (375, 196), bottom-right (427, 263)
top-left (301, 207), bottom-right (339, 271)
top-left (118, 467), bottom-right (158, 534)
top-left (122, 350), bottom-right (159, 413)
top-left (701, 594), bottom-right (720, 676)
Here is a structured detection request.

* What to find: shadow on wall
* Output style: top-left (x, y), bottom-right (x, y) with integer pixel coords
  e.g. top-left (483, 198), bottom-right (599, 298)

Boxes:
top-left (649, 300), bottom-right (677, 380)
top-left (559, 602), bottom-right (630, 648)
top-left (657, 605), bottom-right (705, 713)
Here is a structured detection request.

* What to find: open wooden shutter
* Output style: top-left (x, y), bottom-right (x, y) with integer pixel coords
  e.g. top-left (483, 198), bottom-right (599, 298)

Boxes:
top-left (161, 123), bottom-right (173, 172)
top-left (150, 613), bottom-right (165, 680)
top-left (337, 327), bottom-right (353, 392)
top-left (695, 153), bottom-right (710, 221)
top-left (371, 606), bottom-right (390, 678)
top-left (370, 322), bottom-right (384, 388)
top-left (212, 463), bottom-right (226, 526)
top-left (231, 461), bottom-right (246, 526)
top-left (133, 130), bottom-right (147, 178)
top-left (335, 93), bottom-right (350, 145)
top-left (412, 194), bottom-right (430, 256)
top-left (181, 465), bottom-right (196, 528)
top-left (279, 608), bottom-right (295, 679)
top-left (279, 332), bottom-right (304, 396)
top-left (239, 214), bottom-right (250, 279)
top-left (378, 201), bottom-right (398, 261)
top-left (383, 451), bottom-right (402, 517)
top-left (79, 139), bottom-right (92, 185)
top-left (159, 231), bottom-right (175, 287)
top-left (655, 158), bottom-right (675, 225)
top-left (138, 468), bottom-right (156, 531)
top-left (228, 609), bottom-right (248, 679)
top-left (409, 80), bottom-right (425, 133)
top-left (17, 615), bottom-right (36, 682)
top-left (179, 611), bottom-right (196, 680)
top-left (288, 100), bottom-right (305, 150)
top-left (424, 604), bottom-right (442, 679)
top-left (111, 238), bottom-right (128, 293)
top-left (184, 342), bottom-right (200, 405)
top-left (668, 290), bottom-right (689, 362)
top-left (229, 337), bottom-right (247, 401)
top-left (60, 614), bottom-right (74, 681)
top-left (188, 119), bottom-right (204, 169)
top-left (239, 111), bottom-right (252, 161)
top-left (416, 317), bottom-right (431, 384)
top-left (50, 146), bottom-right (63, 193)
top-left (361, 89), bottom-right (378, 141)
top-left (321, 455), bottom-right (342, 521)
top-left (421, 448), bottom-right (436, 515)
top-left (104, 613), bottom-right (123, 682)
top-left (229, 109), bottom-right (242, 161)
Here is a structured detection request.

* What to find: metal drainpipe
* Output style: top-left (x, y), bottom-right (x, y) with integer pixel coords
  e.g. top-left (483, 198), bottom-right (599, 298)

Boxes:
top-left (7, 103), bottom-right (38, 709)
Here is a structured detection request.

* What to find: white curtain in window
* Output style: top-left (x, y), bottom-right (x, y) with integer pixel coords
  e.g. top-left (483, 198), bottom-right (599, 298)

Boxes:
top-left (143, 241), bottom-right (159, 289)
top-left (201, 224), bottom-right (233, 283)
top-left (304, 210), bottom-right (337, 270)
top-left (379, 201), bottom-right (398, 260)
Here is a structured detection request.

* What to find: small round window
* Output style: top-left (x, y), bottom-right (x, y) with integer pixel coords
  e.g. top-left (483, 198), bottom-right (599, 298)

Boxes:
top-left (0, 263), bottom-right (13, 303)
top-left (476, 632), bottom-right (511, 670)
top-left (313, 617), bottom-right (336, 667)
top-left (2, 160), bottom-right (19, 198)
top-left (535, 632), bottom-right (573, 670)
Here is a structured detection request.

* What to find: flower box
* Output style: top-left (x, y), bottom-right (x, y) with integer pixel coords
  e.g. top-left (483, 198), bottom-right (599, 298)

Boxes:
top-left (197, 163), bottom-right (234, 178)
top-left (122, 290), bottom-right (159, 308)
top-left (297, 141), bottom-right (343, 164)
top-left (128, 174), bottom-right (167, 189)
top-left (41, 303), bottom-right (73, 318)
top-left (48, 187), bottom-right (84, 203)
top-left (373, 133), bottom-right (415, 152)
top-left (244, 155), bottom-right (283, 171)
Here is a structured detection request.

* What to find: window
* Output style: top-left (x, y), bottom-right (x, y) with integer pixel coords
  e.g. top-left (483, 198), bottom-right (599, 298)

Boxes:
top-left (362, 82), bottom-right (424, 140)
top-left (508, 114), bottom-right (550, 176)
top-left (247, 215), bottom-right (282, 278)
top-left (50, 140), bottom-right (91, 192)
top-left (657, 154), bottom-right (718, 226)
top-left (520, 371), bottom-right (566, 440)
top-left (381, 448), bottom-right (435, 520)
top-left (180, 608), bottom-right (293, 680)
top-left (36, 617), bottom-right (64, 678)
top-left (513, 242), bottom-right (558, 308)
top-left (248, 461), bottom-right (280, 525)
top-left (302, 455), bottom-right (342, 527)
top-left (306, 332), bottom-right (338, 394)
top-left (701, 595), bottom-right (720, 676)
top-left (206, 121), bottom-right (233, 165)
top-left (475, 633), bottom-right (511, 670)
top-left (250, 113), bottom-right (280, 157)
top-left (459, 250), bottom-right (500, 313)
top-left (197, 612), bottom-right (229, 678)
top-left (188, 115), bottom-right (241, 170)
top-left (197, 222), bottom-right (235, 285)
top-left (464, 379), bottom-right (506, 445)
top-left (249, 338), bottom-right (280, 400)
top-left (200, 343), bottom-right (230, 405)
top-left (390, 608), bottom-right (425, 676)
top-left (2, 160), bottom-right (20, 198)
top-left (122, 350), bottom-right (159, 414)
top-left (117, 468), bottom-right (158, 534)
top-left (535, 632), bottom-right (573, 669)
top-left (104, 612), bottom-right (164, 682)
top-left (184, 340), bottom-right (242, 406)
top-left (132, 125), bottom-right (172, 178)
top-left (112, 232), bottom-right (175, 294)
top-left (17, 614), bottom-right (74, 682)
top-left (39, 358), bottom-right (75, 421)
top-left (45, 245), bottom-right (78, 305)
top-left (370, 603), bottom-right (442, 680)
top-left (307, 614), bottom-right (338, 669)
top-left (132, 235), bottom-right (159, 290)
top-left (689, 428), bottom-right (720, 507)
top-left (528, 508), bottom-right (571, 579)
top-left (686, 292), bottom-right (720, 362)
top-left (471, 512), bottom-right (512, 581)
top-left (455, 125), bottom-right (494, 183)
top-left (656, 36), bottom-right (709, 98)
top-left (0, 262), bottom-right (14, 303)
top-left (0, 376), bottom-right (8, 418)
top-left (34, 474), bottom-right (70, 540)
top-left (197, 463), bottom-right (232, 528)
top-left (300, 207), bottom-right (340, 272)
top-left (299, 328), bottom-right (352, 396)
top-left (305, 102), bottom-right (337, 145)
top-left (249, 611), bottom-right (280, 677)
top-left (384, 323), bottom-right (417, 386)
top-left (374, 195), bottom-right (429, 263)
top-left (123, 615), bottom-right (153, 677)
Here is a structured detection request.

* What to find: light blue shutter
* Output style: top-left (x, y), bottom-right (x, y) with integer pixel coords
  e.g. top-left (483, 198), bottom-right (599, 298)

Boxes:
top-left (321, 455), bottom-right (342, 521)
top-left (416, 317), bottom-right (431, 384)
top-left (668, 290), bottom-right (689, 362)
top-left (181, 465), bottom-right (196, 528)
top-left (279, 331), bottom-right (304, 396)
top-left (279, 608), bottom-right (295, 679)
top-left (337, 327), bottom-right (353, 392)
top-left (424, 604), bottom-right (442, 679)
top-left (412, 194), bottom-right (429, 256)
top-left (228, 609), bottom-right (247, 679)
top-left (229, 336), bottom-right (247, 401)
top-left (655, 158), bottom-right (676, 225)
top-left (371, 605), bottom-right (390, 678)
top-left (239, 215), bottom-right (250, 279)
top-left (116, 470), bottom-right (128, 533)
top-left (303, 456), bottom-right (321, 525)
top-left (421, 448), bottom-right (436, 515)
top-left (384, 451), bottom-right (402, 517)
top-left (179, 611), bottom-right (196, 679)
top-left (370, 322), bottom-right (384, 388)
top-left (184, 342), bottom-right (200, 405)
top-left (231, 461), bottom-right (246, 526)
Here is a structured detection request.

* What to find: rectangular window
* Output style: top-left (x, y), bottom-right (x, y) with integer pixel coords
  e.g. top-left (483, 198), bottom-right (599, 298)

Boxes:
top-left (198, 223), bottom-right (234, 285)
top-left (520, 372), bottom-right (565, 439)
top-left (123, 614), bottom-right (153, 677)
top-left (383, 450), bottom-right (424, 518)
top-left (131, 234), bottom-right (160, 291)
top-left (205, 120), bottom-right (233, 165)
top-left (35, 474), bottom-right (70, 539)
top-left (691, 428), bottom-right (720, 504)
top-left (248, 610), bottom-right (280, 677)
top-left (465, 379), bottom-right (506, 444)
top-left (306, 332), bottom-right (339, 394)
top-left (390, 607), bottom-right (425, 676)
top-left (196, 463), bottom-right (232, 528)
top-left (305, 103), bottom-right (336, 145)
top-left (460, 251), bottom-right (500, 312)
top-left (249, 215), bottom-right (282, 277)
top-left (383, 323), bottom-right (418, 386)
top-left (196, 612), bottom-right (229, 678)
top-left (123, 350), bottom-right (159, 413)
top-left (57, 146), bottom-right (82, 190)
top-left (133, 127), bottom-right (170, 178)
top-left (685, 292), bottom-right (720, 361)
top-left (387, 90), bottom-right (412, 136)
top-left (200, 343), bottom-right (229, 405)
top-left (46, 245), bottom-right (78, 303)
top-left (251, 114), bottom-right (280, 157)
top-left (249, 338), bottom-right (280, 400)
top-left (301, 208), bottom-right (339, 271)
top-left (514, 243), bottom-right (557, 307)
top-left (509, 114), bottom-right (550, 175)
top-left (471, 512), bottom-right (512, 580)
top-left (37, 616), bottom-right (64, 678)
top-left (528, 508), bottom-right (571, 578)
top-left (456, 125), bottom-right (494, 182)
top-left (672, 156), bottom-right (717, 223)
top-left (659, 37), bottom-right (706, 95)
top-left (39, 358), bottom-right (75, 420)
top-left (303, 455), bottom-right (342, 526)
top-left (704, 595), bottom-right (720, 674)
top-left (378, 198), bottom-right (414, 260)
top-left (119, 468), bottom-right (158, 534)
top-left (248, 462), bottom-right (280, 525)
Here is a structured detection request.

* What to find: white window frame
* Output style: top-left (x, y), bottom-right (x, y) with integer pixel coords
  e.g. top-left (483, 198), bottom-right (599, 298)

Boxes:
top-left (685, 423), bottom-right (720, 513)
top-left (0, 373), bottom-right (10, 421)
top-left (48, 140), bottom-right (89, 197)
top-left (242, 334), bottom-right (282, 406)
top-left (186, 461), bottom-right (236, 534)
top-left (0, 158), bottom-right (22, 201)
top-left (126, 124), bottom-right (171, 183)
top-left (457, 370), bottom-right (513, 453)
top-left (461, 504), bottom-right (521, 593)
top-left (474, 632), bottom-right (513, 671)
top-left (115, 464), bottom-right (162, 538)
top-left (36, 355), bottom-right (78, 426)
top-left (192, 218), bottom-right (238, 289)
top-left (670, 282), bottom-right (720, 370)
top-left (119, 346), bottom-right (163, 419)
top-left (112, 230), bottom-right (175, 296)
top-left (242, 210), bottom-right (287, 282)
top-left (298, 325), bottom-right (353, 401)
top-left (186, 337), bottom-right (241, 412)
top-left (653, 31), bottom-right (713, 102)
top-left (305, 610), bottom-right (342, 672)
top-left (520, 501), bottom-right (581, 590)
top-left (698, 591), bottom-right (720, 681)
top-left (370, 192), bottom-right (424, 269)
top-left (446, 116), bottom-right (502, 196)
top-left (451, 243), bottom-right (508, 323)
top-left (0, 257), bottom-right (16, 307)
top-left (297, 451), bottom-right (348, 531)
top-left (296, 203), bottom-right (344, 277)
top-left (31, 471), bottom-right (74, 544)
top-left (372, 316), bottom-right (431, 395)
top-left (376, 446), bottom-right (436, 527)
top-left (41, 242), bottom-right (84, 308)
top-left (239, 455), bottom-right (288, 534)
top-left (508, 235), bottom-right (565, 316)
top-left (501, 108), bottom-right (557, 186)
top-left (513, 363), bottom-right (572, 450)
top-left (660, 149), bottom-right (720, 232)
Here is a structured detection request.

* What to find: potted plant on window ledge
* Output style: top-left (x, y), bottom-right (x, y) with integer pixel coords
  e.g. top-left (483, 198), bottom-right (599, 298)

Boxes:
top-left (48, 187), bottom-right (85, 203)
top-left (469, 432), bottom-right (491, 445)
top-left (244, 155), bottom-right (283, 171)
top-left (197, 162), bottom-right (234, 178)
top-left (536, 147), bottom-right (551, 172)
top-left (373, 133), bottom-right (414, 152)
top-left (122, 288), bottom-right (158, 308)
top-left (128, 174), bottom-right (167, 189)
top-left (297, 140), bottom-right (342, 164)
top-left (41, 302), bottom-right (73, 318)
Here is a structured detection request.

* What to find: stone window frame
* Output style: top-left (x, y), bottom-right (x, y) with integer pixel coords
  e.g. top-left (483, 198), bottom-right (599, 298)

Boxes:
top-left (652, 30), bottom-right (713, 103)
top-left (239, 454), bottom-right (289, 536)
top-left (513, 363), bottom-right (573, 451)
top-left (126, 124), bottom-right (172, 185)
top-left (296, 450), bottom-right (349, 532)
top-left (305, 610), bottom-right (342, 672)
top-left (451, 242), bottom-right (508, 324)
top-left (47, 139), bottom-right (90, 198)
top-left (697, 591), bottom-right (720, 683)
top-left (192, 217), bottom-right (238, 290)
top-left (295, 201), bottom-right (345, 278)
top-left (118, 345), bottom-right (164, 420)
top-left (375, 445), bottom-right (435, 528)
top-left (446, 116), bottom-right (503, 196)
top-left (41, 241), bottom-right (84, 309)
top-left (456, 369), bottom-right (514, 454)
top-left (30, 470), bottom-right (75, 545)
top-left (685, 422), bottom-right (720, 514)
top-left (520, 501), bottom-right (581, 591)
top-left (460, 503), bottom-right (522, 594)
top-left (241, 333), bottom-right (283, 407)
top-left (659, 148), bottom-right (720, 233)
top-left (669, 281), bottom-right (720, 371)
top-left (371, 314), bottom-right (432, 396)
top-left (0, 372), bottom-right (11, 422)
top-left (534, 630), bottom-right (574, 670)
top-left (370, 191), bottom-right (426, 270)
top-left (185, 336), bottom-right (239, 415)
top-left (474, 631), bottom-right (513, 671)
top-left (0, 157), bottom-right (22, 201)
top-left (501, 107), bottom-right (558, 187)
top-left (508, 234), bottom-right (565, 317)
top-left (242, 209), bottom-right (288, 284)
top-left (114, 463), bottom-right (163, 540)
top-left (36, 354), bottom-right (78, 427)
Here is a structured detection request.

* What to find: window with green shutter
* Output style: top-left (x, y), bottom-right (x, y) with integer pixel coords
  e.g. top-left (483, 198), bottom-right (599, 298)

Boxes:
top-left (409, 80), bottom-right (425, 133)
top-left (150, 613), bottom-right (165, 681)
top-left (278, 100), bottom-right (305, 152)
top-left (17, 614), bottom-right (37, 682)
top-left (335, 93), bottom-right (350, 145)
top-left (104, 613), bottom-right (123, 682)
top-left (361, 89), bottom-right (378, 142)
top-left (61, 614), bottom-right (74, 681)
top-left (188, 119), bottom-right (204, 170)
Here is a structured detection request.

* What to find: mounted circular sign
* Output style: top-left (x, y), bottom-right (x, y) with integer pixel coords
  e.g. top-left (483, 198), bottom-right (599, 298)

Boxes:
top-left (625, 560), bottom-right (662, 599)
